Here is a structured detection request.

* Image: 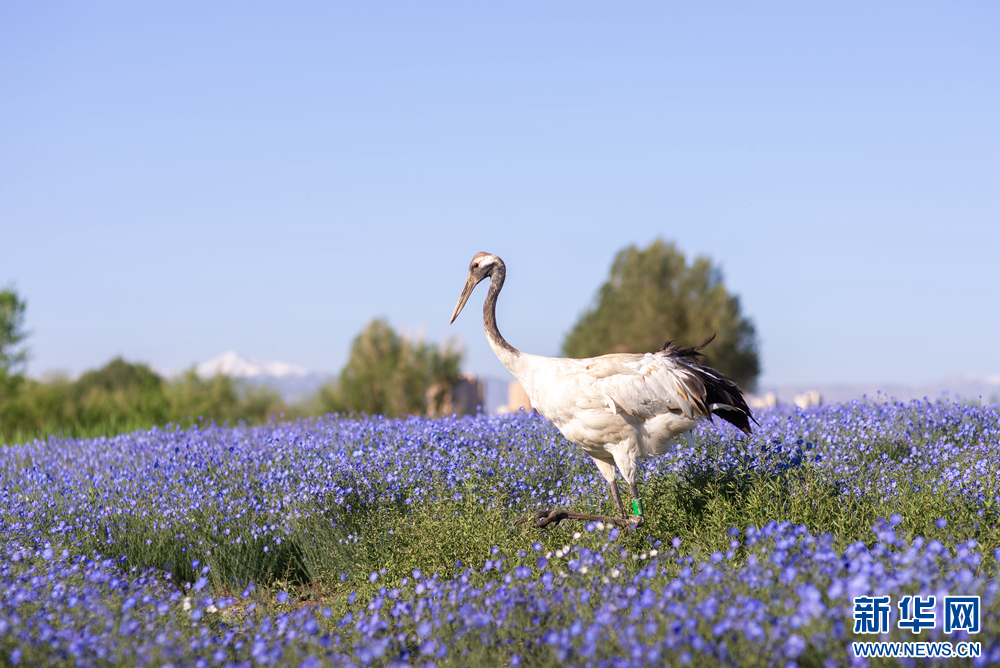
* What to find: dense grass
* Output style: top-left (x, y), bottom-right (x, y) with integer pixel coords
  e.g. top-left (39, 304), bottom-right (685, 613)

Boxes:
top-left (2, 399), bottom-right (999, 665)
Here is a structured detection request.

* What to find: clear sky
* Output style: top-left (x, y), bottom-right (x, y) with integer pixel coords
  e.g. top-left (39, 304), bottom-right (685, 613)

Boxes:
top-left (2, 2), bottom-right (997, 387)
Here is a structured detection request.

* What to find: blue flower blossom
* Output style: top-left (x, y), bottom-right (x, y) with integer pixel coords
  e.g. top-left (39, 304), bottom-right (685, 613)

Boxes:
top-left (0, 401), bottom-right (998, 665)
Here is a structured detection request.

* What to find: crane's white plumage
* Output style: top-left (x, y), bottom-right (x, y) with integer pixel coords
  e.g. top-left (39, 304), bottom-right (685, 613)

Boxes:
top-left (451, 252), bottom-right (754, 528)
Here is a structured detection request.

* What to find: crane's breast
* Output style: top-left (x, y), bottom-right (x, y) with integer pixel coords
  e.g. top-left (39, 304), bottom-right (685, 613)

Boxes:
top-left (548, 406), bottom-right (636, 456)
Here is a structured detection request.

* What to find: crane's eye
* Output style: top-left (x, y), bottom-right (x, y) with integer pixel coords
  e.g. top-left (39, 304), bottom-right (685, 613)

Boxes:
top-left (472, 262), bottom-right (479, 269)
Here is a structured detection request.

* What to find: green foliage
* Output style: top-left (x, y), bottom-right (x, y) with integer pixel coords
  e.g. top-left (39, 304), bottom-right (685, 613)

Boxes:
top-left (0, 358), bottom-right (286, 445)
top-left (0, 286), bottom-right (30, 374)
top-left (72, 358), bottom-right (170, 426)
top-left (0, 283), bottom-right (467, 443)
top-left (0, 292), bottom-right (462, 443)
top-left (164, 368), bottom-right (239, 422)
top-left (562, 239), bottom-right (760, 390)
top-left (317, 318), bottom-right (463, 417)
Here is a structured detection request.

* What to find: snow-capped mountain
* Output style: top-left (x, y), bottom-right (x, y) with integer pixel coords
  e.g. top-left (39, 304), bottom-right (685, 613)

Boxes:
top-left (196, 351), bottom-right (331, 402)
top-left (196, 351), bottom-right (310, 379)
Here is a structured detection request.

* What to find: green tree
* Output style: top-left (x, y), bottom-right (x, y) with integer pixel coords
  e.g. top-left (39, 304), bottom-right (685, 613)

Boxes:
top-left (0, 286), bottom-right (30, 375)
top-left (320, 318), bottom-right (463, 417)
top-left (164, 368), bottom-right (285, 425)
top-left (0, 358), bottom-right (169, 443)
top-left (562, 239), bottom-right (760, 390)
top-left (165, 368), bottom-right (240, 423)
top-left (72, 357), bottom-right (170, 427)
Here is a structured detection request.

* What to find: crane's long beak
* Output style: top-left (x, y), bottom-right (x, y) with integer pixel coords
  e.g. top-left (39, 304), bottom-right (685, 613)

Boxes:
top-left (450, 274), bottom-right (476, 324)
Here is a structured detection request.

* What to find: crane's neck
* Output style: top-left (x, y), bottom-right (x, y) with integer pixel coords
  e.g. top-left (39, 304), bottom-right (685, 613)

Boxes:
top-left (483, 262), bottom-right (522, 371)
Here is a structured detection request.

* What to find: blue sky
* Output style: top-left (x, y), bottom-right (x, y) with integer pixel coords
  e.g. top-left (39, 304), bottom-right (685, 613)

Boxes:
top-left (2, 2), bottom-right (997, 387)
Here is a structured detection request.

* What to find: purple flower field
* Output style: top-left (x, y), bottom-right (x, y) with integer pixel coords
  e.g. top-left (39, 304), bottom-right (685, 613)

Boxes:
top-left (2, 398), bottom-right (999, 666)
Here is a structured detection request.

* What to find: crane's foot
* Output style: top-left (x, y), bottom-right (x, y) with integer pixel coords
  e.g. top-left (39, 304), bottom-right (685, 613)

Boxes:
top-left (516, 508), bottom-right (643, 530)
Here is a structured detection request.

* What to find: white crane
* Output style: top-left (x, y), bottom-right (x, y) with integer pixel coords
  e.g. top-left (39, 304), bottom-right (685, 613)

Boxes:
top-left (450, 252), bottom-right (755, 529)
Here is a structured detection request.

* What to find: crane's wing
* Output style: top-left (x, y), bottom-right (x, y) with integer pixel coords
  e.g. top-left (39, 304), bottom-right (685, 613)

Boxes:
top-left (581, 351), bottom-right (755, 435)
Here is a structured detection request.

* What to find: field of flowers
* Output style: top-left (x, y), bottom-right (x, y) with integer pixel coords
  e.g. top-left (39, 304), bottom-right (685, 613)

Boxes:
top-left (2, 398), bottom-right (1000, 666)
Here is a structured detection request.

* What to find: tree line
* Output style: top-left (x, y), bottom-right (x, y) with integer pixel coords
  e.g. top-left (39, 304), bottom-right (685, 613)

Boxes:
top-left (0, 239), bottom-right (760, 445)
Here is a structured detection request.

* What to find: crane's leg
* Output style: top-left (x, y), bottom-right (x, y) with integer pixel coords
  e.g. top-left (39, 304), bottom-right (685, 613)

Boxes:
top-left (626, 480), bottom-right (644, 528)
top-left (607, 476), bottom-right (627, 517)
top-left (608, 450), bottom-right (644, 528)
top-left (517, 456), bottom-right (642, 529)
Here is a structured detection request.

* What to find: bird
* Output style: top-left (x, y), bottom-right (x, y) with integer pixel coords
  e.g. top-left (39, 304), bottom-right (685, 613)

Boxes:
top-left (450, 252), bottom-right (755, 529)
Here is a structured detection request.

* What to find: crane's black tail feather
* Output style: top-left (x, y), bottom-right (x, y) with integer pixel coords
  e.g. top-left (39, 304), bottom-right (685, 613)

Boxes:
top-left (658, 333), bottom-right (716, 359)
top-left (660, 332), bottom-right (756, 435)
top-left (699, 367), bottom-right (756, 435)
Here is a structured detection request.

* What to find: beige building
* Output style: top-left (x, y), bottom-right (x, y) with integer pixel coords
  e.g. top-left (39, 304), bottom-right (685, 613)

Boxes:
top-left (427, 373), bottom-right (485, 416)
top-left (497, 381), bottom-right (532, 413)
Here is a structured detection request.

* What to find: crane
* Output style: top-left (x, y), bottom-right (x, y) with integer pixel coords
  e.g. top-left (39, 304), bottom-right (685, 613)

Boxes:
top-left (450, 252), bottom-right (755, 529)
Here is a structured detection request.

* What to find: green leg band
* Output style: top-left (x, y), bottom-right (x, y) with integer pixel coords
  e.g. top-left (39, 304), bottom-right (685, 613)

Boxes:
top-left (632, 498), bottom-right (643, 516)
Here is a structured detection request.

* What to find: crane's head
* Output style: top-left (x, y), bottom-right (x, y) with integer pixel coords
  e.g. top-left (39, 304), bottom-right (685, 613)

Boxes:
top-left (450, 252), bottom-right (501, 324)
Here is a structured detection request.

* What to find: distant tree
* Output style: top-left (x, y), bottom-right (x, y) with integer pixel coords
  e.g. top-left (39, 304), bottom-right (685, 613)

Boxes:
top-left (0, 286), bottom-right (30, 375)
top-left (165, 368), bottom-right (284, 425)
top-left (561, 239), bottom-right (760, 390)
top-left (0, 355), bottom-right (290, 445)
top-left (71, 357), bottom-right (170, 427)
top-left (322, 318), bottom-right (463, 417)
top-left (163, 368), bottom-right (239, 423)
top-left (0, 358), bottom-right (169, 443)
top-left (75, 357), bottom-right (164, 396)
